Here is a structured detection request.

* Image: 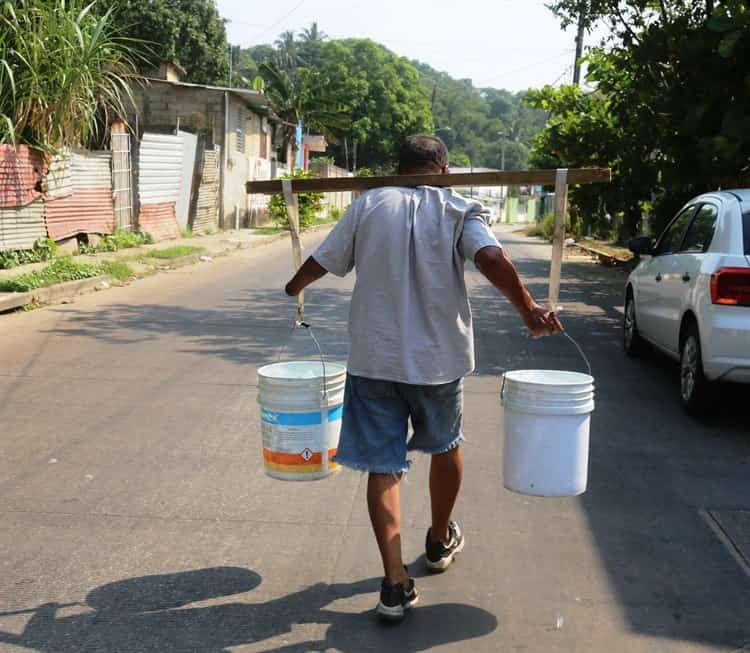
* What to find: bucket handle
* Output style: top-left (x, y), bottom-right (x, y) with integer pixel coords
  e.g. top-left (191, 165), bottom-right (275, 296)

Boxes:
top-left (276, 319), bottom-right (329, 399)
top-left (500, 330), bottom-right (592, 403)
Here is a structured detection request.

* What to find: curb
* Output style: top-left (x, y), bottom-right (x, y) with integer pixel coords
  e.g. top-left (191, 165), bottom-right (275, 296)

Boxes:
top-left (0, 291), bottom-right (33, 312)
top-left (31, 276), bottom-right (112, 304)
top-left (0, 275), bottom-right (112, 313)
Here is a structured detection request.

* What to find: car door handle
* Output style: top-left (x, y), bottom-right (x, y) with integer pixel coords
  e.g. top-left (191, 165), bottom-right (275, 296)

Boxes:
top-left (682, 273), bottom-right (691, 282)
top-left (655, 273), bottom-right (662, 282)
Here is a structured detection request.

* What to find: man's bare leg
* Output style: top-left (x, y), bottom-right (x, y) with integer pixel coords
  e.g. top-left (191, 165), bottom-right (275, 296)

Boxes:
top-left (367, 472), bottom-right (410, 588)
top-left (429, 446), bottom-right (463, 543)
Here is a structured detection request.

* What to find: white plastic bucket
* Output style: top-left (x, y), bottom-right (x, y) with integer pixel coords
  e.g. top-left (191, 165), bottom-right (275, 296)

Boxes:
top-left (501, 369), bottom-right (595, 497)
top-left (257, 361), bottom-right (347, 481)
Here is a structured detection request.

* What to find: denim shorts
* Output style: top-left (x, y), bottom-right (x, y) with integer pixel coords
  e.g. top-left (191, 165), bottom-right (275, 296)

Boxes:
top-left (332, 373), bottom-right (464, 474)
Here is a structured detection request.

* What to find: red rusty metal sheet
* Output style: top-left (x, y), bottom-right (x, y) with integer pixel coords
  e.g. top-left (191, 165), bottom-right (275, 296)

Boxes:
top-left (138, 202), bottom-right (180, 241)
top-left (45, 188), bottom-right (115, 241)
top-left (0, 145), bottom-right (45, 208)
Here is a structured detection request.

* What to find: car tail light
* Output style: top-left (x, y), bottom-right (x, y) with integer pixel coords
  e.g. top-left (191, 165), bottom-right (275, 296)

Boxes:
top-left (711, 267), bottom-right (750, 306)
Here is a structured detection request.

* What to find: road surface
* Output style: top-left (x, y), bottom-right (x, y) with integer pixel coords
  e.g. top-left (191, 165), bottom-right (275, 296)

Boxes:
top-left (0, 225), bottom-right (748, 652)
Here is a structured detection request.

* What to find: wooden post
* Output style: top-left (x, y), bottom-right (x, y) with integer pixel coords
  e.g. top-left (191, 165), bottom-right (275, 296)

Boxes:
top-left (281, 179), bottom-right (304, 322)
top-left (548, 169), bottom-right (569, 312)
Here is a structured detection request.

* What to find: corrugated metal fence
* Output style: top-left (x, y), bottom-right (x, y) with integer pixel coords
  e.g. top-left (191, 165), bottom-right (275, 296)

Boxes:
top-left (0, 145), bottom-right (47, 251)
top-left (0, 201), bottom-right (47, 252)
top-left (45, 149), bottom-right (115, 241)
top-left (0, 145), bottom-right (44, 208)
top-left (137, 132), bottom-right (183, 240)
top-left (1, 129), bottom-right (223, 252)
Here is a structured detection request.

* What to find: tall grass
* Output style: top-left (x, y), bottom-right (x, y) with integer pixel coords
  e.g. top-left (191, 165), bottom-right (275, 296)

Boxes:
top-left (0, 0), bottom-right (144, 151)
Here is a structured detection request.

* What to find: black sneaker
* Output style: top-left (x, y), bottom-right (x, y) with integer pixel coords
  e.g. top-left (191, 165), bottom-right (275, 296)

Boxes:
top-left (425, 520), bottom-right (465, 572)
top-left (375, 574), bottom-right (419, 621)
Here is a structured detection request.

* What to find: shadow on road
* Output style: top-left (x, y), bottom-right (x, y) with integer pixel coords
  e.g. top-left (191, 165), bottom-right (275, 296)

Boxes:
top-left (46, 287), bottom-right (352, 369)
top-left (0, 567), bottom-right (498, 652)
top-left (488, 249), bottom-right (750, 649)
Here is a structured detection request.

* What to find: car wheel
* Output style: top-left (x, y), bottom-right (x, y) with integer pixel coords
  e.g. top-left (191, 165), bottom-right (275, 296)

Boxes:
top-left (623, 291), bottom-right (646, 357)
top-left (680, 322), bottom-right (711, 415)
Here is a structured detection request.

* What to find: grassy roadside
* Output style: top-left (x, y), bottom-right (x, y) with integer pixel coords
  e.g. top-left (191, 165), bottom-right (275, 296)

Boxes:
top-left (146, 245), bottom-right (205, 260)
top-left (0, 257), bottom-right (134, 292)
top-left (252, 216), bottom-right (339, 237)
top-left (79, 229), bottom-right (154, 254)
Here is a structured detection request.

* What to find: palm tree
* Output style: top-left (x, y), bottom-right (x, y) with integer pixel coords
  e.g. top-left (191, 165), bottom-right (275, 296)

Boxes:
top-left (259, 61), bottom-right (349, 167)
top-left (274, 30), bottom-right (301, 70)
top-left (300, 22), bottom-right (326, 43)
top-left (298, 22), bottom-right (326, 67)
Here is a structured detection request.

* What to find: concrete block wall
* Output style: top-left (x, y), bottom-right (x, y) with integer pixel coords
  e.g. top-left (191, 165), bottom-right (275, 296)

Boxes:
top-left (132, 82), bottom-right (273, 230)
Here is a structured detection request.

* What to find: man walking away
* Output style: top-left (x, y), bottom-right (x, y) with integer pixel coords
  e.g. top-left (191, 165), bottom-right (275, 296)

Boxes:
top-left (285, 134), bottom-right (562, 621)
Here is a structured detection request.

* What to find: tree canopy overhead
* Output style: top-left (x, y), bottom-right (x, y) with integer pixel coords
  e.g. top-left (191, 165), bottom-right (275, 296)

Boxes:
top-left (531, 0), bottom-right (750, 240)
top-left (101, 0), bottom-right (229, 85)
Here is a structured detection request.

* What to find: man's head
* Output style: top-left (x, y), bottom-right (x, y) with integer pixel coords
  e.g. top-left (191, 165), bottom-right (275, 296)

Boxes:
top-left (397, 134), bottom-right (449, 175)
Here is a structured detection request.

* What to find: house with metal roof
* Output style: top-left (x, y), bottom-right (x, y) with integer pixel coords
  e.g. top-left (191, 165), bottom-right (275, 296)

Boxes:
top-left (129, 67), bottom-right (294, 229)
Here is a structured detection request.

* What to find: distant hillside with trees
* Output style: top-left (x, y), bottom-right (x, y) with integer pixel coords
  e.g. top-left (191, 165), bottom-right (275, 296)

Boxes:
top-left (416, 62), bottom-right (548, 171)
top-left (235, 26), bottom-right (546, 172)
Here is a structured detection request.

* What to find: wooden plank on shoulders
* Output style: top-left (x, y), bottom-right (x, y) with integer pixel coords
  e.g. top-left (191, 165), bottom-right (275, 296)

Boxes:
top-left (246, 168), bottom-right (611, 195)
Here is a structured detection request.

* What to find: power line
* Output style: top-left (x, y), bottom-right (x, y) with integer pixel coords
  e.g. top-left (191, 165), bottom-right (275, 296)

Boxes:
top-left (245, 0), bottom-right (307, 45)
top-left (482, 49), bottom-right (576, 84)
top-left (550, 64), bottom-right (574, 87)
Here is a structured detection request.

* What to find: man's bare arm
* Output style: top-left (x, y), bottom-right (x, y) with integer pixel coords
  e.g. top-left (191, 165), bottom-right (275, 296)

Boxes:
top-left (474, 246), bottom-right (563, 337)
top-left (285, 256), bottom-right (328, 296)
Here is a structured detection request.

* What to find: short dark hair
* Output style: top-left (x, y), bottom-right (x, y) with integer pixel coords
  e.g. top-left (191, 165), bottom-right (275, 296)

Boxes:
top-left (398, 134), bottom-right (448, 172)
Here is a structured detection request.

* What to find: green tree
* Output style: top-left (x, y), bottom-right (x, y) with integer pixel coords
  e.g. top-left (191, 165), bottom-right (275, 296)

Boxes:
top-left (275, 30), bottom-right (301, 70)
top-left (0, 0), bottom-right (141, 150)
top-left (101, 0), bottom-right (228, 85)
top-left (540, 0), bottom-right (750, 238)
top-left (258, 60), bottom-right (351, 165)
top-left (526, 82), bottom-right (655, 240)
top-left (268, 169), bottom-right (323, 230)
top-left (297, 22), bottom-right (328, 69)
top-left (417, 62), bottom-right (546, 170)
top-left (320, 39), bottom-right (433, 169)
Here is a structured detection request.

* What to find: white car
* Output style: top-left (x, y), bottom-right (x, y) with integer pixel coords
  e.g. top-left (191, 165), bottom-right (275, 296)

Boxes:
top-left (624, 190), bottom-right (750, 413)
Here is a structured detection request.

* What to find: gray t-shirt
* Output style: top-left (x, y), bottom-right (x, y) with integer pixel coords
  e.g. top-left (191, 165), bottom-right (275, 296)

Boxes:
top-left (312, 185), bottom-right (501, 385)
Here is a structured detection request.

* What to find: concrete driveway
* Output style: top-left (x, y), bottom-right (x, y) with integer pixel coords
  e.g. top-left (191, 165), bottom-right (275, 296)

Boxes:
top-left (0, 225), bottom-right (748, 652)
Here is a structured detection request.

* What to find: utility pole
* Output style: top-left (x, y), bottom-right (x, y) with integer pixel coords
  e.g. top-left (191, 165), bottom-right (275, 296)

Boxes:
top-left (352, 139), bottom-right (358, 174)
top-left (572, 8), bottom-right (585, 86)
top-left (228, 44), bottom-right (233, 88)
top-left (501, 142), bottom-right (506, 171)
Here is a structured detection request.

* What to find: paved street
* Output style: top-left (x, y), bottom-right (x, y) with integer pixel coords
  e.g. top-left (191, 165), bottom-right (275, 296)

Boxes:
top-left (0, 225), bottom-right (748, 652)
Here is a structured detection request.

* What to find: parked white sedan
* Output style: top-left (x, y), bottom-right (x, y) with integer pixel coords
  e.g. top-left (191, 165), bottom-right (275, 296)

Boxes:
top-left (624, 190), bottom-right (750, 413)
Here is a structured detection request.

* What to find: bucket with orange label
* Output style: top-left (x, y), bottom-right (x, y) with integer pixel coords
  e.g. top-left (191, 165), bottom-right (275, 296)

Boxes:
top-left (257, 361), bottom-right (346, 481)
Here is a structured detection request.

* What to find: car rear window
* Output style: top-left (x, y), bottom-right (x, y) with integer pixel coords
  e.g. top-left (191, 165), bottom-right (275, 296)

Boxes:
top-left (744, 209), bottom-right (750, 255)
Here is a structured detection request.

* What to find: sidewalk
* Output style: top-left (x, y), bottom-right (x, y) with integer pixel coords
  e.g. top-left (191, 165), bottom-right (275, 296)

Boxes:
top-left (0, 224), bottom-right (333, 312)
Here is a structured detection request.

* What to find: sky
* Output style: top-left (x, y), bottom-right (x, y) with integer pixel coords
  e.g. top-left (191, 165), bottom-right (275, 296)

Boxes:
top-left (216, 0), bottom-right (603, 92)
